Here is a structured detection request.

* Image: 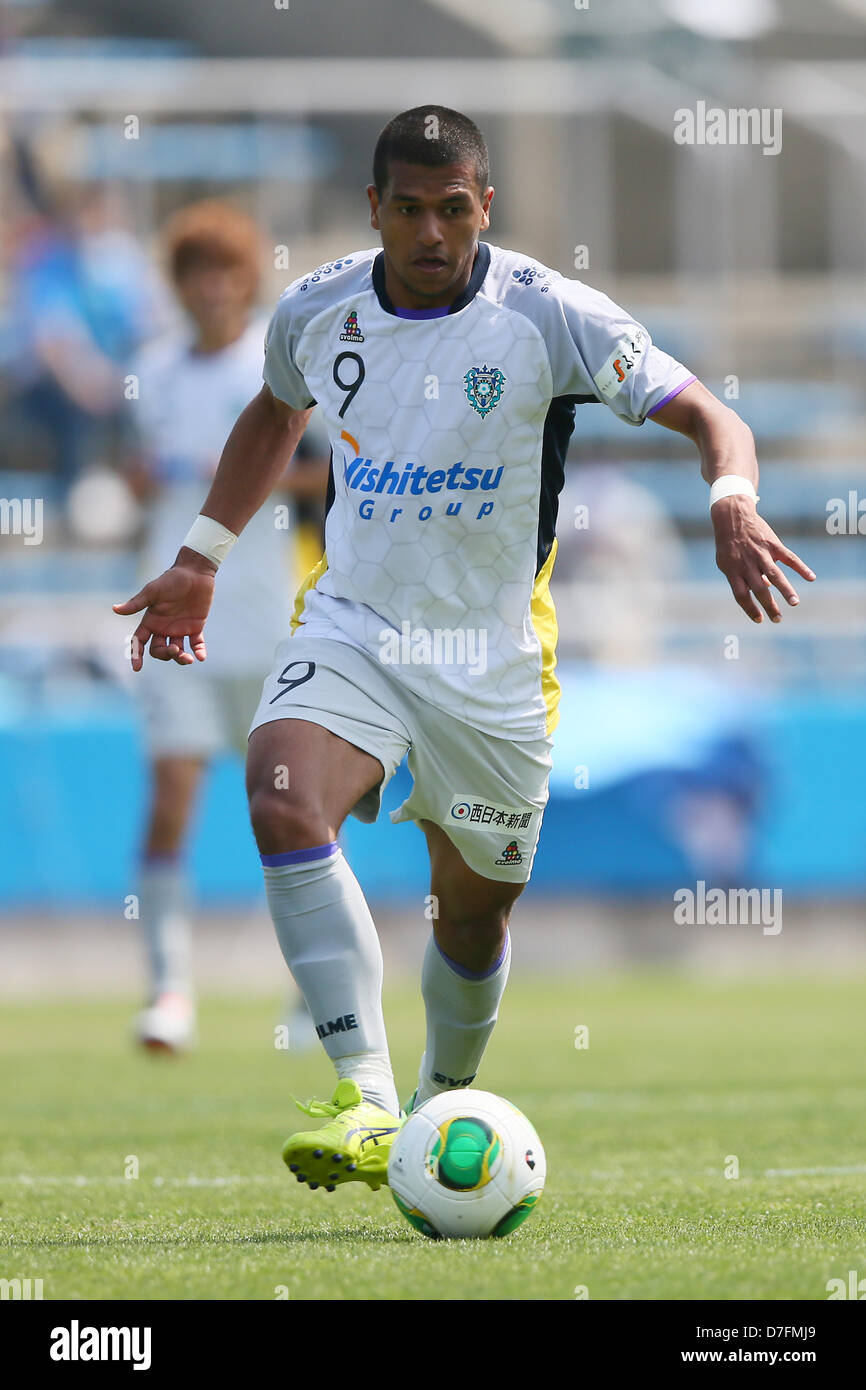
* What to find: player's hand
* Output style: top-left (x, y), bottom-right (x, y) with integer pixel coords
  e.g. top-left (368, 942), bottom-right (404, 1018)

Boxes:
top-left (712, 496), bottom-right (815, 624)
top-left (113, 551), bottom-right (217, 670)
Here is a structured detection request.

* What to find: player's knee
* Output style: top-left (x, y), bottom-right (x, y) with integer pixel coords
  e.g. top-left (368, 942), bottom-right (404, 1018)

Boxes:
top-left (437, 902), bottom-right (511, 950)
top-left (247, 784), bottom-right (329, 853)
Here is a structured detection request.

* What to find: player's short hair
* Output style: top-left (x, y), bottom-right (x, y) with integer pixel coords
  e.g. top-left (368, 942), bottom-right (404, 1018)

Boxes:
top-left (162, 199), bottom-right (261, 296)
top-left (373, 106), bottom-right (489, 194)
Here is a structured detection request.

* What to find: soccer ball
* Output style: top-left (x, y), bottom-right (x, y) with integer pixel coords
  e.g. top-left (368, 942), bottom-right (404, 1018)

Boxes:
top-left (387, 1089), bottom-right (546, 1239)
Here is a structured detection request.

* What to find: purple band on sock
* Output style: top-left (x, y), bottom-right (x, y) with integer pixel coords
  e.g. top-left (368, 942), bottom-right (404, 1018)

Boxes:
top-left (436, 932), bottom-right (509, 980)
top-left (260, 841), bottom-right (339, 868)
top-left (142, 850), bottom-right (181, 867)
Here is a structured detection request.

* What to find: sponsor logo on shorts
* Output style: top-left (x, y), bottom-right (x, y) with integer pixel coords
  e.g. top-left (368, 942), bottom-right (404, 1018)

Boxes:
top-left (449, 798), bottom-right (534, 831)
top-left (495, 840), bottom-right (523, 866)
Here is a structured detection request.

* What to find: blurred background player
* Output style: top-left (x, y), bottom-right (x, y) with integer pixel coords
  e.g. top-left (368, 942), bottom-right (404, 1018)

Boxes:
top-left (124, 199), bottom-right (328, 1051)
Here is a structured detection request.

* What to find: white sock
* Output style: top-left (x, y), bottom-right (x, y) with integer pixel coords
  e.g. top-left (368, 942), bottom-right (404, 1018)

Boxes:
top-left (262, 842), bottom-right (399, 1115)
top-left (415, 931), bottom-right (511, 1107)
top-left (139, 853), bottom-right (192, 1000)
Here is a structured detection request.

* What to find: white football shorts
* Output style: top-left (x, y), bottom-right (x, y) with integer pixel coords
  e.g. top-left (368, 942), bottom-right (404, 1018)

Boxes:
top-left (138, 662), bottom-right (265, 760)
top-left (248, 635), bottom-right (552, 884)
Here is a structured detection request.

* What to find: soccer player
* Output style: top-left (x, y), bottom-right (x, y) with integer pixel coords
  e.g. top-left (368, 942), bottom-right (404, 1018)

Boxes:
top-left (114, 108), bottom-right (814, 1184)
top-left (124, 200), bottom-right (326, 1052)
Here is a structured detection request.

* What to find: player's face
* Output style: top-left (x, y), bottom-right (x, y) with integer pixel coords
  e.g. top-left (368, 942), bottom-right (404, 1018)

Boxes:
top-left (175, 261), bottom-right (255, 342)
top-left (367, 160), bottom-right (494, 308)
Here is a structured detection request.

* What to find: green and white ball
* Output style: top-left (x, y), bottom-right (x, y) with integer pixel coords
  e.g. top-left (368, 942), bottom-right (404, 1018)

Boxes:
top-left (388, 1089), bottom-right (546, 1239)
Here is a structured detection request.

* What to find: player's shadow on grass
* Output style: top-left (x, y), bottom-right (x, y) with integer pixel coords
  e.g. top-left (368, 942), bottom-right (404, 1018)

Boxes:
top-left (19, 1227), bottom-right (419, 1249)
top-left (228, 1227), bottom-right (418, 1246)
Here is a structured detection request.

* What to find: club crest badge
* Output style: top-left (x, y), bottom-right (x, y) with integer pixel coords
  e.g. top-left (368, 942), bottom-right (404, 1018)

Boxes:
top-left (463, 364), bottom-right (506, 418)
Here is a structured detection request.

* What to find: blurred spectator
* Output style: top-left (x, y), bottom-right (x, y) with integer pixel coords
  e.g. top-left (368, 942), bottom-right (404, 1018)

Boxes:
top-left (552, 463), bottom-right (684, 665)
top-left (551, 461), bottom-right (764, 889)
top-left (0, 180), bottom-right (170, 514)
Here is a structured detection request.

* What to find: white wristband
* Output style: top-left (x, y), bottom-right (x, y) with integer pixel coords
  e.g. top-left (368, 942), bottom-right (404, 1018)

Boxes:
top-left (709, 475), bottom-right (759, 509)
top-left (181, 514), bottom-right (238, 567)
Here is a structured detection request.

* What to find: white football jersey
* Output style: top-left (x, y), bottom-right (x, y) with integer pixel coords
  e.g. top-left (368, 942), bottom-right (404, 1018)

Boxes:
top-left (263, 244), bottom-right (695, 739)
top-left (131, 317), bottom-right (294, 676)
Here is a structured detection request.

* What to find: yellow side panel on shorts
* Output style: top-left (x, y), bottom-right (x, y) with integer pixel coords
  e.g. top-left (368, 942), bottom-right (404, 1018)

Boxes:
top-left (530, 538), bottom-right (561, 736)
top-left (290, 552), bottom-right (328, 634)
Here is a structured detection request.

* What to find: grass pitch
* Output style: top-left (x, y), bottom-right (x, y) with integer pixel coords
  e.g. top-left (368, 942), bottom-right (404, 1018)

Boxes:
top-left (1, 971), bottom-right (865, 1300)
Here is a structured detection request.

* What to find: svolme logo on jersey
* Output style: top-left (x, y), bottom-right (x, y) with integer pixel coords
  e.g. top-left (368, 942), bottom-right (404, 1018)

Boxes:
top-left (339, 309), bottom-right (364, 342)
top-left (50, 1320), bottom-right (152, 1371)
top-left (344, 454), bottom-right (502, 523)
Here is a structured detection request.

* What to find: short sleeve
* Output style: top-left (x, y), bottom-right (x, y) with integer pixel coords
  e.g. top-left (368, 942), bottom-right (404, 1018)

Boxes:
top-left (549, 279), bottom-right (696, 427)
top-left (262, 294), bottom-right (316, 410)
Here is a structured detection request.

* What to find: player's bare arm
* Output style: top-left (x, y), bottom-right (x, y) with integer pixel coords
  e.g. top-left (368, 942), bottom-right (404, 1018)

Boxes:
top-left (650, 379), bottom-right (816, 624)
top-left (113, 385), bottom-right (312, 669)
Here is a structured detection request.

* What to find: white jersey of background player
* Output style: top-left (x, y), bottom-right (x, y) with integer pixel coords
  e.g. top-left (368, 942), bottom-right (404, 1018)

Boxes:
top-left (116, 109), bottom-right (812, 1189)
top-left (125, 200), bottom-right (322, 1054)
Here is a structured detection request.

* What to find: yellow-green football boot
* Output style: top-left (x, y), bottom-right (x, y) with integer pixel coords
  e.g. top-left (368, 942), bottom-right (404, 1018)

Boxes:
top-left (282, 1079), bottom-right (402, 1193)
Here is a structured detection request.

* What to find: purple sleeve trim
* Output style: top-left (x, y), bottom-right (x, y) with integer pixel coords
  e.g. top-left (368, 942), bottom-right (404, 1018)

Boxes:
top-left (646, 374), bottom-right (698, 419)
top-left (260, 841), bottom-right (339, 868)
